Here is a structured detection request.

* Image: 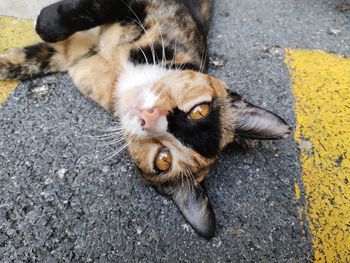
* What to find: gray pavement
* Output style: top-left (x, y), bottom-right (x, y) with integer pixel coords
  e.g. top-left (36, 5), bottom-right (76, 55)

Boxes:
top-left (1, 0), bottom-right (350, 262)
top-left (0, 0), bottom-right (56, 19)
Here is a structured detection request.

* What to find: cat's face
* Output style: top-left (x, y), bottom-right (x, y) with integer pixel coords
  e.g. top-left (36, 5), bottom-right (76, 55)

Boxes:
top-left (116, 68), bottom-right (233, 183)
top-left (115, 67), bottom-right (291, 238)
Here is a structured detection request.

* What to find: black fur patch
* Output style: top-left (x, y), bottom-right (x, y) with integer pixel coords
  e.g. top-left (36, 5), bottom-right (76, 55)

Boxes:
top-left (24, 45), bottom-right (40, 60)
top-left (37, 0), bottom-right (147, 42)
top-left (167, 100), bottom-right (221, 158)
top-left (23, 43), bottom-right (57, 76)
top-left (166, 63), bottom-right (201, 72)
top-left (24, 43), bottom-right (54, 60)
top-left (226, 89), bottom-right (242, 103)
top-left (7, 63), bottom-right (23, 79)
top-left (129, 44), bottom-right (175, 65)
top-left (130, 45), bottom-right (201, 71)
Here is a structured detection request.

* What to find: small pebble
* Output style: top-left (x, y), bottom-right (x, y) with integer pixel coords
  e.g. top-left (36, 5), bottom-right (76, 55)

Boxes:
top-left (31, 84), bottom-right (50, 95)
top-left (209, 56), bottom-right (225, 67)
top-left (136, 226), bottom-right (143, 235)
top-left (181, 224), bottom-right (190, 232)
top-left (57, 168), bottom-right (67, 179)
top-left (328, 28), bottom-right (341, 36)
top-left (45, 178), bottom-right (54, 185)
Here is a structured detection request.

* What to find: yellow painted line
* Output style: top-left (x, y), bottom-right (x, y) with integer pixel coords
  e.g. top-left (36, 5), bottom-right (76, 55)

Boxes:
top-left (286, 49), bottom-right (350, 262)
top-left (295, 180), bottom-right (301, 200)
top-left (0, 16), bottom-right (39, 106)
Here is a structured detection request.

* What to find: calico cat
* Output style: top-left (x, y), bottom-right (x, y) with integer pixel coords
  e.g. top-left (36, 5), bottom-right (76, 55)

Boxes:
top-left (0, 0), bottom-right (291, 239)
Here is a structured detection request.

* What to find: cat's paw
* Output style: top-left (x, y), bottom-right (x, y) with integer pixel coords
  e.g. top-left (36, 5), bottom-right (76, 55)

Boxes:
top-left (57, 0), bottom-right (87, 17)
top-left (36, 0), bottom-right (95, 43)
top-left (36, 1), bottom-right (73, 43)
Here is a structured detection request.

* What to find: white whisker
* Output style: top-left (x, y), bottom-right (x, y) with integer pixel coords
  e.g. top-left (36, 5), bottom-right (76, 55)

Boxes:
top-left (151, 14), bottom-right (166, 68)
top-left (199, 45), bottom-right (208, 73)
top-left (78, 138), bottom-right (132, 167)
top-left (95, 136), bottom-right (128, 147)
top-left (131, 42), bottom-right (149, 65)
top-left (124, 0), bottom-right (157, 67)
top-left (78, 130), bottom-right (124, 140)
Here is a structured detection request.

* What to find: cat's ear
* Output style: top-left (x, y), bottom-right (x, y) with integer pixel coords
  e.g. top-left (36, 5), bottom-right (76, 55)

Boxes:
top-left (209, 76), bottom-right (291, 140)
top-left (155, 177), bottom-right (216, 239)
top-left (230, 93), bottom-right (292, 140)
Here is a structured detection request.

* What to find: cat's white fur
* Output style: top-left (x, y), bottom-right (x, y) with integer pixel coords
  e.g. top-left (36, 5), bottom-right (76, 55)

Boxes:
top-left (117, 62), bottom-right (169, 136)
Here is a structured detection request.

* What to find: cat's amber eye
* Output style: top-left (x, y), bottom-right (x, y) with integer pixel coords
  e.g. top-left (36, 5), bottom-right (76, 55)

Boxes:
top-left (155, 147), bottom-right (172, 172)
top-left (188, 103), bottom-right (211, 120)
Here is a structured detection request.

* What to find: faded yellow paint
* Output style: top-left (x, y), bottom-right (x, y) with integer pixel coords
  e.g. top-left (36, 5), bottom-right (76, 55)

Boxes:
top-left (295, 180), bottom-right (301, 200)
top-left (286, 49), bottom-right (350, 262)
top-left (0, 16), bottom-right (39, 106)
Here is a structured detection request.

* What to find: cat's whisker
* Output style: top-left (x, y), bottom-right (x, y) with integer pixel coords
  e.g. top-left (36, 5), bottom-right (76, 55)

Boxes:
top-left (77, 130), bottom-right (126, 142)
top-left (131, 17), bottom-right (157, 67)
top-left (93, 127), bottom-right (124, 134)
top-left (96, 137), bottom-right (128, 147)
top-left (183, 171), bottom-right (192, 191)
top-left (96, 133), bottom-right (128, 143)
top-left (131, 42), bottom-right (149, 65)
top-left (97, 128), bottom-right (124, 134)
top-left (103, 129), bottom-right (124, 135)
top-left (173, 52), bottom-right (191, 71)
top-left (77, 133), bottom-right (118, 140)
top-left (186, 168), bottom-right (197, 191)
top-left (185, 167), bottom-right (193, 181)
top-left (81, 138), bottom-right (132, 166)
top-left (128, 12), bottom-right (157, 67)
top-left (78, 122), bottom-right (124, 133)
top-left (80, 129), bottom-right (125, 138)
top-left (152, 14), bottom-right (166, 68)
top-left (98, 141), bottom-right (125, 148)
top-left (199, 45), bottom-right (208, 73)
top-left (180, 171), bottom-right (185, 189)
top-left (121, 0), bottom-right (156, 66)
top-left (168, 38), bottom-right (179, 71)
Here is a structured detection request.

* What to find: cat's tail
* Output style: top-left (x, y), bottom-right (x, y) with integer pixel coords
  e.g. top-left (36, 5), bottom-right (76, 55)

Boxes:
top-left (0, 42), bottom-right (66, 81)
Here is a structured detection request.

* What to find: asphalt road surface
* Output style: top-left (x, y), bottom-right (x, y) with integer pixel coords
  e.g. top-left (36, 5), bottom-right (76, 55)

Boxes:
top-left (1, 0), bottom-right (349, 262)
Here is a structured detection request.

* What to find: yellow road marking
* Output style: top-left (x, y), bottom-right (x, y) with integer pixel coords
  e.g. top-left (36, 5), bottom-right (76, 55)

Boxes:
top-left (0, 16), bottom-right (39, 106)
top-left (286, 49), bottom-right (350, 262)
top-left (295, 180), bottom-right (301, 200)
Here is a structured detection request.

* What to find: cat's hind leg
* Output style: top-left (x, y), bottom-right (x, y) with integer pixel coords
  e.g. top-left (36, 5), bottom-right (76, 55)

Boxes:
top-left (0, 26), bottom-right (100, 81)
top-left (0, 42), bottom-right (66, 81)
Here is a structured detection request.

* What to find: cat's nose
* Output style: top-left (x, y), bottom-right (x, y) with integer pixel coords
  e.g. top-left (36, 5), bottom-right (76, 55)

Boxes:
top-left (139, 108), bottom-right (162, 131)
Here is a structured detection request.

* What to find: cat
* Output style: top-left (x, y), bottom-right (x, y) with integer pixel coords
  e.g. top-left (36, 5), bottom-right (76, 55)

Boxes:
top-left (0, 0), bottom-right (291, 239)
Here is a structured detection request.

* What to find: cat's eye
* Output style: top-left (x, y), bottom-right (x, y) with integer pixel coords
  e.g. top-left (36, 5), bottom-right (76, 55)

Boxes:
top-left (155, 147), bottom-right (172, 172)
top-left (188, 103), bottom-right (211, 120)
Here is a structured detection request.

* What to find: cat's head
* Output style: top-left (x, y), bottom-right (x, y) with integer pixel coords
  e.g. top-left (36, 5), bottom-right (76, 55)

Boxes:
top-left (115, 66), bottom-right (291, 238)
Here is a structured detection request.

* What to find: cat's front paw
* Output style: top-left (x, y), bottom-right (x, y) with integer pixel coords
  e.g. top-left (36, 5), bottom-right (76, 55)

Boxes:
top-left (57, 0), bottom-right (86, 17)
top-left (36, 1), bottom-right (73, 43)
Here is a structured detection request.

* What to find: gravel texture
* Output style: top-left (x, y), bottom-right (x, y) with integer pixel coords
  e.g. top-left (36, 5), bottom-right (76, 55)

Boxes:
top-left (1, 0), bottom-right (350, 262)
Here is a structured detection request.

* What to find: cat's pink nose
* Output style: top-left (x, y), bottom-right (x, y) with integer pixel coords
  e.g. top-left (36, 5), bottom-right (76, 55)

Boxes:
top-left (140, 108), bottom-right (162, 131)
